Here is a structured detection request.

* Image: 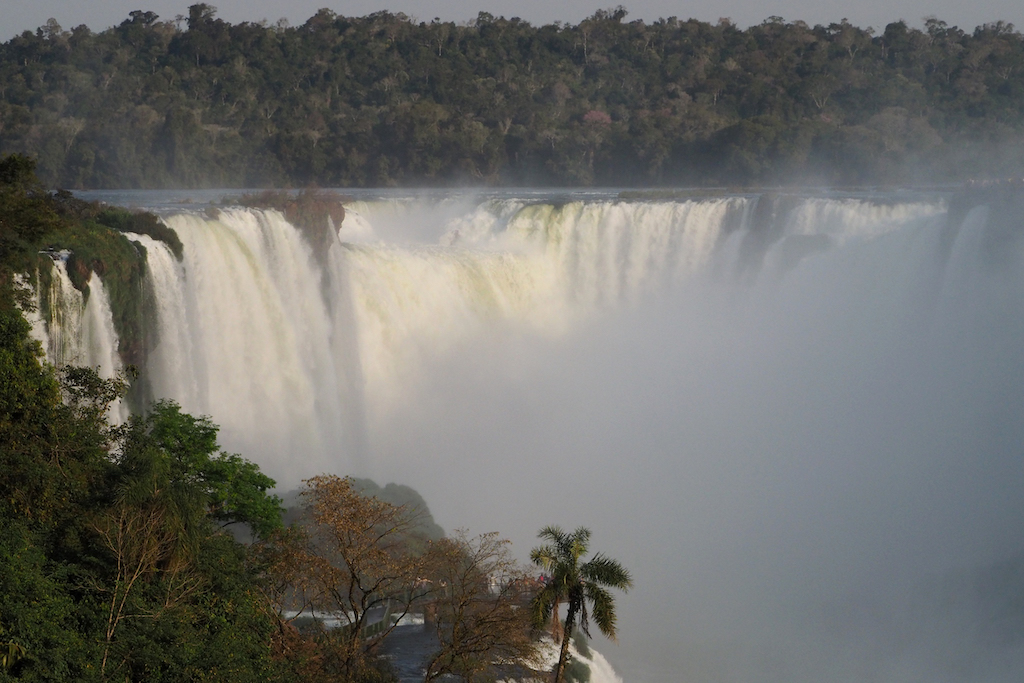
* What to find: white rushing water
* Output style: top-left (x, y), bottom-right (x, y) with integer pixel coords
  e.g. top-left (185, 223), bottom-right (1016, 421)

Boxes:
top-left (135, 210), bottom-right (352, 471)
top-left (33, 189), bottom-right (1024, 681)
top-left (27, 252), bottom-right (126, 421)
top-left (144, 196), bottom-right (824, 466)
top-left (524, 636), bottom-right (623, 683)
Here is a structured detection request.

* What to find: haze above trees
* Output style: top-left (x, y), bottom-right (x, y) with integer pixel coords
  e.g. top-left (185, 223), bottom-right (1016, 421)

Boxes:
top-left (1, 5), bottom-right (1023, 188)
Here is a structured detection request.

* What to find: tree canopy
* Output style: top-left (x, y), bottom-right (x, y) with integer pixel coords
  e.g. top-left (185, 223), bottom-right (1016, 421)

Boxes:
top-left (1, 8), bottom-right (1023, 188)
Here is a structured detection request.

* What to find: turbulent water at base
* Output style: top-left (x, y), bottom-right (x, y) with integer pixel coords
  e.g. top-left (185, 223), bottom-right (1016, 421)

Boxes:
top-left (35, 188), bottom-right (1024, 681)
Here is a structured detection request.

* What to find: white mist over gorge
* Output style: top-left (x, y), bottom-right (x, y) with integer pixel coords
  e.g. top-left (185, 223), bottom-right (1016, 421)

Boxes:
top-left (31, 188), bottom-right (1024, 682)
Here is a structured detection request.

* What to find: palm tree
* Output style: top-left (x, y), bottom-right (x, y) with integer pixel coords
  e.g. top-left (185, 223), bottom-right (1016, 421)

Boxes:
top-left (530, 526), bottom-right (632, 683)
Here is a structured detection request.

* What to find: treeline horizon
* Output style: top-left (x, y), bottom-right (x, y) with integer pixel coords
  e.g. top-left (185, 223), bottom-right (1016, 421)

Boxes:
top-left (2, 4), bottom-right (1023, 189)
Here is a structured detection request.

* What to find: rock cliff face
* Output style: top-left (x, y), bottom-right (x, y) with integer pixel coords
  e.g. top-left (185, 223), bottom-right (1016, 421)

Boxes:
top-left (227, 189), bottom-right (347, 267)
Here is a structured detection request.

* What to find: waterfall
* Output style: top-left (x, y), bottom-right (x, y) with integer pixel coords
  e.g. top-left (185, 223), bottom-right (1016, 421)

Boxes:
top-left (30, 254), bottom-right (120, 372)
top-left (37, 254), bottom-right (89, 368)
top-left (39, 194), bottom-right (948, 481)
top-left (145, 209), bottom-right (351, 474)
top-left (28, 189), bottom-right (1024, 681)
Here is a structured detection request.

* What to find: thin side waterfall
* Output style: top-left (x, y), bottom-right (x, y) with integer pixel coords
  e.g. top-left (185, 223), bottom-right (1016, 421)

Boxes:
top-left (79, 274), bottom-right (122, 384)
top-left (41, 255), bottom-right (90, 368)
top-left (25, 253), bottom-right (126, 421)
top-left (30, 256), bottom-right (117, 368)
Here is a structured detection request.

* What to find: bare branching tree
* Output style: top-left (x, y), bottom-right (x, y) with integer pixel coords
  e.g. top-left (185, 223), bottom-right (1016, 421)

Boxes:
top-left (293, 475), bottom-right (431, 679)
top-left (422, 530), bottom-right (541, 682)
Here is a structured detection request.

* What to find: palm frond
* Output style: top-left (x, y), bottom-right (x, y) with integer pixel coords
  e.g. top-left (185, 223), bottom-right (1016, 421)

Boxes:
top-left (537, 525), bottom-right (566, 546)
top-left (569, 526), bottom-right (591, 558)
top-left (529, 583), bottom-right (558, 630)
top-left (581, 553), bottom-right (633, 591)
top-left (584, 584), bottom-right (619, 640)
top-left (530, 543), bottom-right (559, 571)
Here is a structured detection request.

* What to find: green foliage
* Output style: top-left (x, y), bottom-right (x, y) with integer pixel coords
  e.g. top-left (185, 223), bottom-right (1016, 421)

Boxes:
top-left (93, 208), bottom-right (183, 261)
top-left (100, 532), bottom-right (278, 683)
top-left (45, 191), bottom-right (182, 261)
top-left (120, 400), bottom-right (283, 538)
top-left (1, 11), bottom-right (1023, 187)
top-left (0, 309), bottom-right (118, 526)
top-left (0, 521), bottom-right (91, 682)
top-left (89, 401), bottom-right (281, 680)
top-left (0, 293), bottom-right (285, 680)
top-left (0, 155), bottom-right (64, 272)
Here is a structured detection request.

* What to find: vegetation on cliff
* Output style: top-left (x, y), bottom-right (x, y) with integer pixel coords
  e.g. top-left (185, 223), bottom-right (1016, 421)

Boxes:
top-left (1, 154), bottom-right (185, 373)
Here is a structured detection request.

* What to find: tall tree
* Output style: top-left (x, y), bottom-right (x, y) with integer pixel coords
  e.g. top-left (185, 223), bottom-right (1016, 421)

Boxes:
top-left (529, 526), bottom-right (632, 683)
top-left (422, 531), bottom-right (539, 682)
top-left (282, 475), bottom-right (430, 681)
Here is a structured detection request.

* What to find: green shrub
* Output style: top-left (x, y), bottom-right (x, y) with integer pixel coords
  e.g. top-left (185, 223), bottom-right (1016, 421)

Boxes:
top-left (95, 207), bottom-right (183, 261)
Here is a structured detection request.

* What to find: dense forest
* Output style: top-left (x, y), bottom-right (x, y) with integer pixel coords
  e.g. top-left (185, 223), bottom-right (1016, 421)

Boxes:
top-left (1, 5), bottom-right (1023, 188)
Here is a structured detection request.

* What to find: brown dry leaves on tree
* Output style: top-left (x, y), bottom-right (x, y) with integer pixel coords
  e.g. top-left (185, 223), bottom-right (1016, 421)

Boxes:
top-left (264, 475), bottom-right (431, 680)
top-left (254, 478), bottom-right (544, 682)
top-left (423, 531), bottom-right (542, 682)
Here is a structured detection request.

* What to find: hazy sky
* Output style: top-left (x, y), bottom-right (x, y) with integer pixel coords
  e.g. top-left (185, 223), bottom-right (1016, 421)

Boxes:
top-left (4, 0), bottom-right (1023, 41)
